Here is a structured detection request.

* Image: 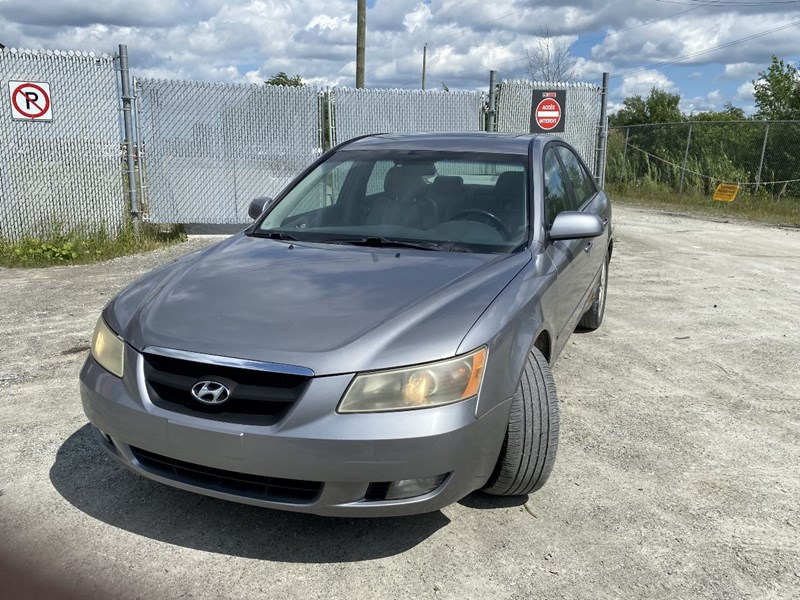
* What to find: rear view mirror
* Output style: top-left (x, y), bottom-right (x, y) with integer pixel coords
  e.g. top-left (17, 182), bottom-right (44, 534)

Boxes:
top-left (248, 197), bottom-right (275, 220)
top-left (549, 211), bottom-right (603, 240)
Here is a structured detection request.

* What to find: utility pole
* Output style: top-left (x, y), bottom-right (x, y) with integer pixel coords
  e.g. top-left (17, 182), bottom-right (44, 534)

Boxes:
top-left (422, 43), bottom-right (427, 90)
top-left (356, 0), bottom-right (366, 88)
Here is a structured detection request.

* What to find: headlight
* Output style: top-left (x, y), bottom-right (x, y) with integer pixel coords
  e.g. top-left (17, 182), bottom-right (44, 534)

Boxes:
top-left (338, 347), bottom-right (487, 413)
top-left (91, 316), bottom-right (125, 378)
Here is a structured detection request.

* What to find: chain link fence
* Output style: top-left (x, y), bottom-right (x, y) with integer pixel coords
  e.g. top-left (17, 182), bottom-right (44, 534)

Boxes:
top-left (606, 121), bottom-right (800, 199)
top-left (1, 43), bottom-right (609, 235)
top-left (0, 48), bottom-right (124, 242)
top-left (329, 88), bottom-right (485, 147)
top-left (495, 80), bottom-right (603, 174)
top-left (496, 81), bottom-right (603, 175)
top-left (136, 79), bottom-right (323, 224)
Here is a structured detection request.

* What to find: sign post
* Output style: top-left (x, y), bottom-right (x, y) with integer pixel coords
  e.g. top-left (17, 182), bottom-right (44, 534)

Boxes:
top-left (530, 89), bottom-right (566, 134)
top-left (8, 81), bottom-right (53, 121)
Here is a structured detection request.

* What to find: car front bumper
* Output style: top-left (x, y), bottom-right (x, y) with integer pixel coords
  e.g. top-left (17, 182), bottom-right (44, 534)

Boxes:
top-left (79, 347), bottom-right (512, 517)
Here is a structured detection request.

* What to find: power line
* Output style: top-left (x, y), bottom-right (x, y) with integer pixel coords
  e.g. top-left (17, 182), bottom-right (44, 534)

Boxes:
top-left (655, 0), bottom-right (800, 6)
top-left (608, 19), bottom-right (800, 80)
top-left (438, 16), bottom-right (799, 82)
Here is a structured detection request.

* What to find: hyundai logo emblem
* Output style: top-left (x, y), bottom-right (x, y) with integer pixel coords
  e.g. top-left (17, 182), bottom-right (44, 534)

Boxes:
top-left (191, 380), bottom-right (230, 405)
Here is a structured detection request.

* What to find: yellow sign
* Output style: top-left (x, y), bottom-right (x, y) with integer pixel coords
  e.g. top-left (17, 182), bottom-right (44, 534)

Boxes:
top-left (713, 183), bottom-right (740, 202)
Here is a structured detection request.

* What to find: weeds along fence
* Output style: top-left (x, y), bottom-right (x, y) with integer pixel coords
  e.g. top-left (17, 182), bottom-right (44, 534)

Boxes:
top-left (606, 121), bottom-right (800, 200)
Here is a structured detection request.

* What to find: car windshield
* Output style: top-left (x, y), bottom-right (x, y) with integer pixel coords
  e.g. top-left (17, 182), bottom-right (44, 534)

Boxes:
top-left (252, 149), bottom-right (529, 253)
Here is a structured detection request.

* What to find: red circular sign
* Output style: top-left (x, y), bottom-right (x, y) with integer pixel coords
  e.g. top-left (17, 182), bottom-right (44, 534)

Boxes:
top-left (12, 83), bottom-right (51, 119)
top-left (535, 98), bottom-right (561, 131)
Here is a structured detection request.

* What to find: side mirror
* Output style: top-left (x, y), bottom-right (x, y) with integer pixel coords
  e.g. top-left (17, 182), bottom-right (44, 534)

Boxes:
top-left (549, 211), bottom-right (604, 240)
top-left (248, 197), bottom-right (275, 220)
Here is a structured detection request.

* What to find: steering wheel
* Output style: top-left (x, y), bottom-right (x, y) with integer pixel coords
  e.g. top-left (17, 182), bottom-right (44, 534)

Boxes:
top-left (450, 209), bottom-right (511, 241)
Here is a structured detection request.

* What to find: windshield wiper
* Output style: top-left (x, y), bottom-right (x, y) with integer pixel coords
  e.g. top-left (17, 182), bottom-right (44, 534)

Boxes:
top-left (252, 230), bottom-right (299, 241)
top-left (328, 236), bottom-right (441, 251)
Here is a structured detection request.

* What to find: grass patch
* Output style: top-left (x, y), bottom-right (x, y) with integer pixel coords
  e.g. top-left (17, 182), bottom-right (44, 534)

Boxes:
top-left (0, 222), bottom-right (187, 268)
top-left (607, 182), bottom-right (800, 228)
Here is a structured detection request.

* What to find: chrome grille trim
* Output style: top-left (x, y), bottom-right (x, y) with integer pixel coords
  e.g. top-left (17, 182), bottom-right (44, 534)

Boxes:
top-left (143, 346), bottom-right (314, 378)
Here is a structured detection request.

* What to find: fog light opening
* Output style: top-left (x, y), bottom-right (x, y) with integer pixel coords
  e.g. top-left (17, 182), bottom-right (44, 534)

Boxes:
top-left (373, 474), bottom-right (448, 501)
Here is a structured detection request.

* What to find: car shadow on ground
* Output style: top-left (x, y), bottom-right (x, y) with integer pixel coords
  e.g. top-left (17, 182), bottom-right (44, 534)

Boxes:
top-left (458, 492), bottom-right (527, 510)
top-left (50, 424), bottom-right (450, 563)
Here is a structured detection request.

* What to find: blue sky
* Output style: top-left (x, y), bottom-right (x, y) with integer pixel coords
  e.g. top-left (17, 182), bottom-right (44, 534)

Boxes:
top-left (1, 0), bottom-right (798, 114)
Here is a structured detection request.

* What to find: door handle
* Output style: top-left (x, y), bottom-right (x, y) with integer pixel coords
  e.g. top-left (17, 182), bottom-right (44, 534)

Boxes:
top-left (584, 241), bottom-right (593, 253)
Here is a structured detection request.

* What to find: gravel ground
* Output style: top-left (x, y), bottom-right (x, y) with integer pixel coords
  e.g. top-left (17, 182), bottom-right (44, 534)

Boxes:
top-left (1, 205), bottom-right (798, 599)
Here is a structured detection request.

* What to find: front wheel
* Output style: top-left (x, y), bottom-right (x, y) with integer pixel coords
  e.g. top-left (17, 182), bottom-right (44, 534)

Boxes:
top-left (482, 347), bottom-right (560, 496)
top-left (578, 252), bottom-right (609, 331)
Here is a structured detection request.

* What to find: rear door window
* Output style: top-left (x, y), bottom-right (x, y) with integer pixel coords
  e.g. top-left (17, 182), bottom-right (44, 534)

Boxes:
top-left (543, 149), bottom-right (572, 228)
top-left (555, 146), bottom-right (596, 209)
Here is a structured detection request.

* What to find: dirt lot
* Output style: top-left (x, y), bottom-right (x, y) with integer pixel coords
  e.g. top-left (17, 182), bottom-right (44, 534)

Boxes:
top-left (1, 205), bottom-right (798, 599)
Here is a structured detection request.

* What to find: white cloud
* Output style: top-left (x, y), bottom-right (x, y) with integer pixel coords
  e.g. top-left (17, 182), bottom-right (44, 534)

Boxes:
top-left (682, 89), bottom-right (725, 114)
top-left (723, 62), bottom-right (760, 79)
top-left (403, 3), bottom-right (432, 34)
top-left (617, 69), bottom-right (677, 99)
top-left (736, 81), bottom-right (755, 101)
top-left (571, 57), bottom-right (609, 82)
top-left (0, 0), bottom-right (797, 98)
top-left (306, 14), bottom-right (350, 31)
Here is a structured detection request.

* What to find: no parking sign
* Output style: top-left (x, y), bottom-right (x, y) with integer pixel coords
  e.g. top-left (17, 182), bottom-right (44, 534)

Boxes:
top-left (8, 80), bottom-right (53, 121)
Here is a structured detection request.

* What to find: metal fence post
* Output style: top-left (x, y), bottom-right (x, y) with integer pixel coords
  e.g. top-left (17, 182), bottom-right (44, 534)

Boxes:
top-left (326, 88), bottom-right (335, 149)
top-left (679, 123), bottom-right (693, 195)
top-left (133, 79), bottom-right (146, 218)
top-left (755, 122), bottom-right (770, 192)
top-left (622, 126), bottom-right (630, 181)
top-left (118, 44), bottom-right (139, 233)
top-left (595, 72), bottom-right (610, 187)
top-left (487, 70), bottom-right (497, 133)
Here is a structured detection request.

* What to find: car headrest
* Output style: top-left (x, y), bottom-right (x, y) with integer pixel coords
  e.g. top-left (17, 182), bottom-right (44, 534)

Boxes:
top-left (384, 166), bottom-right (427, 199)
top-left (495, 171), bottom-right (525, 199)
top-left (431, 176), bottom-right (464, 194)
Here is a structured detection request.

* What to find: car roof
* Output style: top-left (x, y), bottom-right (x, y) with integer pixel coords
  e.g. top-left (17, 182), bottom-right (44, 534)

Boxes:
top-left (340, 132), bottom-right (546, 155)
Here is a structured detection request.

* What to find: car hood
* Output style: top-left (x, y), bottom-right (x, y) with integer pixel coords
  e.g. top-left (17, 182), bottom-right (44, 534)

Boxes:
top-left (112, 234), bottom-right (530, 375)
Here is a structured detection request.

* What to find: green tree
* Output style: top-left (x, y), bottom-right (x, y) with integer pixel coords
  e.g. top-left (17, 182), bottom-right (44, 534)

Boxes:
top-left (265, 72), bottom-right (304, 86)
top-left (611, 88), bottom-right (683, 126)
top-left (693, 103), bottom-right (746, 122)
top-left (753, 56), bottom-right (800, 120)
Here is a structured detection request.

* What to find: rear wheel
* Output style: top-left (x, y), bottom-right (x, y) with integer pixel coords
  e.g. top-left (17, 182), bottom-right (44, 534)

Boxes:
top-left (578, 253), bottom-right (609, 331)
top-left (483, 347), bottom-right (560, 496)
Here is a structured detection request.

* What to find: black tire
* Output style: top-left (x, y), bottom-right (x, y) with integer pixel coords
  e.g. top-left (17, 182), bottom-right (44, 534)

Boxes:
top-left (483, 347), bottom-right (560, 496)
top-left (578, 252), bottom-right (609, 331)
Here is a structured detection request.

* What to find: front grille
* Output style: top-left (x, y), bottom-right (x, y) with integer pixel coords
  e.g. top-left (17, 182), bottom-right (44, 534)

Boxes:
top-left (143, 352), bottom-right (310, 425)
top-left (131, 446), bottom-right (322, 504)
